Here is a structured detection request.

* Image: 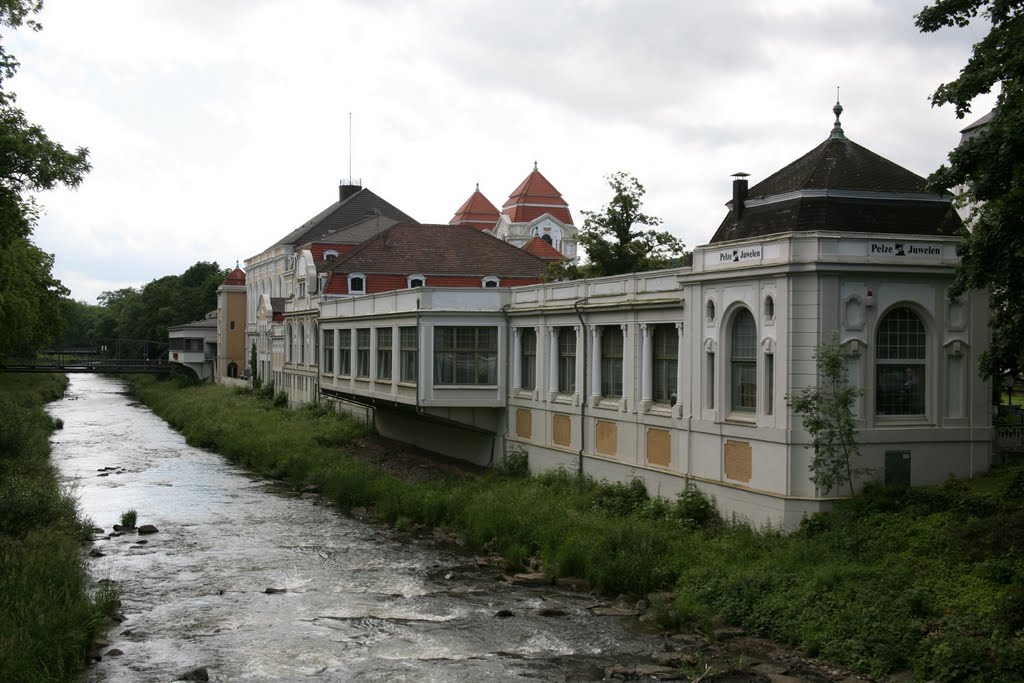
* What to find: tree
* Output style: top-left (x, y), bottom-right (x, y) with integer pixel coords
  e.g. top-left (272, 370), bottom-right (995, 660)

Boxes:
top-left (0, 1), bottom-right (90, 359)
top-left (544, 172), bottom-right (689, 280)
top-left (916, 1), bottom-right (1024, 378)
top-left (786, 333), bottom-right (868, 498)
top-left (249, 341), bottom-right (260, 389)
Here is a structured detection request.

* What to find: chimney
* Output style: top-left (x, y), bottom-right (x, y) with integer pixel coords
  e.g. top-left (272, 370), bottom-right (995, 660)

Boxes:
top-left (339, 179), bottom-right (362, 202)
top-left (731, 172), bottom-right (749, 220)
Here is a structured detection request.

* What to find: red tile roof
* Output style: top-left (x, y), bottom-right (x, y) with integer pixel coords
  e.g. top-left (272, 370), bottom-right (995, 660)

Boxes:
top-left (501, 164), bottom-right (573, 225)
top-left (324, 223), bottom-right (549, 278)
top-left (450, 185), bottom-right (500, 231)
top-left (223, 267), bottom-right (246, 285)
top-left (523, 236), bottom-right (566, 261)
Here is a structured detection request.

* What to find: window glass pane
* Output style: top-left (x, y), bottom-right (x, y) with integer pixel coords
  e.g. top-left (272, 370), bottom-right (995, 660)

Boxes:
top-left (601, 327), bottom-right (623, 397)
top-left (433, 327), bottom-right (498, 386)
top-left (875, 308), bottom-right (926, 415)
top-left (356, 328), bottom-right (370, 378)
top-left (558, 328), bottom-right (576, 393)
top-left (338, 330), bottom-right (351, 375)
top-left (521, 328), bottom-right (536, 390)
top-left (653, 324), bottom-right (679, 403)
top-left (877, 307), bottom-right (926, 360)
top-left (376, 328), bottom-right (392, 380)
top-left (400, 326), bottom-right (417, 383)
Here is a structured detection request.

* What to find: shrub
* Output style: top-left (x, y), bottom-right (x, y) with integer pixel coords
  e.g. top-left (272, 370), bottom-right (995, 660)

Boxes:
top-left (273, 390), bottom-right (288, 408)
top-left (120, 509), bottom-right (137, 528)
top-left (495, 444), bottom-right (530, 478)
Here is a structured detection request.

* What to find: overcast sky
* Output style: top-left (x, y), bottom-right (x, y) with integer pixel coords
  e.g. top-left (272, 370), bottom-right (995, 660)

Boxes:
top-left (10, 0), bottom-right (994, 304)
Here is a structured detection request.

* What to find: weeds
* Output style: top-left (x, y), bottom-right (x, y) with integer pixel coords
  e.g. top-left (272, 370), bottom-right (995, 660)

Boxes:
top-left (120, 509), bottom-right (137, 528)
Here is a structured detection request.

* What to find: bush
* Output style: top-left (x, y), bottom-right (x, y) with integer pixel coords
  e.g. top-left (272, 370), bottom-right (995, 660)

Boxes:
top-left (273, 390), bottom-right (288, 408)
top-left (120, 509), bottom-right (137, 528)
top-left (495, 444), bottom-right (530, 478)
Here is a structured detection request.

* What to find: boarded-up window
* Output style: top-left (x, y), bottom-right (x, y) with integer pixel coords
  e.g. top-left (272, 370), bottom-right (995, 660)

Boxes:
top-left (516, 409), bottom-right (532, 439)
top-left (646, 428), bottom-right (671, 468)
top-left (596, 420), bottom-right (617, 456)
top-left (553, 414), bottom-right (571, 447)
top-left (724, 440), bottom-right (752, 483)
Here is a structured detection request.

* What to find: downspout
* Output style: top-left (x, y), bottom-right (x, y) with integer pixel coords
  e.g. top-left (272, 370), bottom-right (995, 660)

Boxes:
top-left (495, 303), bottom-right (514, 468)
top-left (574, 295), bottom-right (589, 478)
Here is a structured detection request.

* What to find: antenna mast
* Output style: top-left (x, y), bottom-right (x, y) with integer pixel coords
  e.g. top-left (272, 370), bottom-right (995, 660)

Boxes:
top-left (348, 112), bottom-right (352, 184)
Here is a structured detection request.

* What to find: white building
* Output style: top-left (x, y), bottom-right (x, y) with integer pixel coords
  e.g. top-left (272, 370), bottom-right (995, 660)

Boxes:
top-left (313, 106), bottom-right (992, 528)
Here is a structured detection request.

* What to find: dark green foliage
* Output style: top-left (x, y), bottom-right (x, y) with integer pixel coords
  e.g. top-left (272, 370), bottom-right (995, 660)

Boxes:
top-left (916, 0), bottom-right (1024, 377)
top-left (0, 1), bottom-right (90, 360)
top-left (543, 172), bottom-right (690, 280)
top-left (249, 342), bottom-right (260, 389)
top-left (119, 509), bottom-right (137, 528)
top-left (0, 373), bottom-right (117, 681)
top-left (494, 444), bottom-right (530, 478)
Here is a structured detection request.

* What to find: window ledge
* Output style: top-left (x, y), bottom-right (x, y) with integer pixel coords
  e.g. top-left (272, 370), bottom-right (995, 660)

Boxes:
top-left (724, 412), bottom-right (757, 425)
top-left (433, 384), bottom-right (499, 390)
top-left (552, 394), bottom-right (576, 405)
top-left (872, 415), bottom-right (932, 427)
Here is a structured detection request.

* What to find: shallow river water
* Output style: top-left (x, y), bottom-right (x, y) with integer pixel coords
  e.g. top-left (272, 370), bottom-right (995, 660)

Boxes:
top-left (49, 374), bottom-right (684, 682)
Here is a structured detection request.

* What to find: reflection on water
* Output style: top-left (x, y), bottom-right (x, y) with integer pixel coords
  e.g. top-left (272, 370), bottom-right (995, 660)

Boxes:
top-left (49, 375), bottom-right (667, 682)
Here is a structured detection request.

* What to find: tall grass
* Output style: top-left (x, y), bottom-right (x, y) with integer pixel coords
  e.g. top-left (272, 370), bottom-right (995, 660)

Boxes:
top-left (132, 375), bottom-right (1024, 682)
top-left (0, 374), bottom-right (118, 682)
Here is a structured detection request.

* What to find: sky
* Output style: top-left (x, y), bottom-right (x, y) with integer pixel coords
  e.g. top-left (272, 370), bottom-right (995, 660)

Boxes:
top-left (9, 0), bottom-right (995, 304)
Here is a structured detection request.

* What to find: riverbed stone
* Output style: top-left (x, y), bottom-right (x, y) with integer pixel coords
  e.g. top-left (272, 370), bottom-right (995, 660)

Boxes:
top-left (538, 607), bottom-right (567, 617)
top-left (635, 664), bottom-right (685, 679)
top-left (105, 648), bottom-right (124, 657)
top-left (181, 666), bottom-right (210, 681)
top-left (589, 605), bottom-right (640, 617)
top-left (494, 609), bottom-right (515, 618)
top-left (509, 572), bottom-right (548, 586)
top-left (299, 492), bottom-right (320, 501)
top-left (89, 548), bottom-right (105, 557)
top-left (137, 524), bottom-right (159, 535)
top-left (264, 587), bottom-right (287, 594)
top-left (555, 576), bottom-right (591, 592)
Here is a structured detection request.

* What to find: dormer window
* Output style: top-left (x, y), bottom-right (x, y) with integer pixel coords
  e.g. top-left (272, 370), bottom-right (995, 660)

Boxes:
top-left (408, 274), bottom-right (425, 288)
top-left (348, 273), bottom-right (366, 294)
top-left (324, 250), bottom-right (339, 262)
top-left (482, 276), bottom-right (500, 288)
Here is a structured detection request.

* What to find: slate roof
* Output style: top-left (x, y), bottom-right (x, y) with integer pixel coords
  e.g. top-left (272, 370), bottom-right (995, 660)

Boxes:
top-left (502, 164), bottom-right (573, 225)
top-left (300, 215), bottom-right (400, 250)
top-left (711, 132), bottom-right (962, 243)
top-left (523, 236), bottom-right (566, 261)
top-left (450, 186), bottom-right (500, 231)
top-left (269, 186), bottom-right (416, 249)
top-left (323, 223), bottom-right (550, 277)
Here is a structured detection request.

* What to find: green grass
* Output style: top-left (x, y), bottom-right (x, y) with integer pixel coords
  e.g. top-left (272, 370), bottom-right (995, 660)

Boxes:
top-left (131, 375), bottom-right (1024, 682)
top-left (0, 373), bottom-right (118, 682)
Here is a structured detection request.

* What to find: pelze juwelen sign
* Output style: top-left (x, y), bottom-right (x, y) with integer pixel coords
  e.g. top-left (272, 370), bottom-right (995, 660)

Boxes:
top-left (712, 245), bottom-right (763, 266)
top-left (869, 242), bottom-right (942, 257)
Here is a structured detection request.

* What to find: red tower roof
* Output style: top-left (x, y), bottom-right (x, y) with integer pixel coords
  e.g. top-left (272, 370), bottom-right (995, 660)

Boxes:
top-left (450, 185), bottom-right (500, 231)
top-left (224, 267), bottom-right (246, 285)
top-left (501, 163), bottom-right (573, 225)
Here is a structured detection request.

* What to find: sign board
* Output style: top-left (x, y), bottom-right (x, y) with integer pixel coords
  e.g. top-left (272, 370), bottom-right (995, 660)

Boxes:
top-left (868, 242), bottom-right (942, 258)
top-left (708, 244), bottom-right (763, 267)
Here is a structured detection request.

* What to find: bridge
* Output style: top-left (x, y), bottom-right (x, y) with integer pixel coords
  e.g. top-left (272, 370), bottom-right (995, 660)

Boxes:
top-left (1, 339), bottom-right (176, 375)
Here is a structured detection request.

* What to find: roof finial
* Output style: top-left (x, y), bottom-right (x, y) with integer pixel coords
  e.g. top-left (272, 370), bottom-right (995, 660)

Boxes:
top-left (533, 160), bottom-right (538, 171)
top-left (475, 182), bottom-right (479, 192)
top-left (831, 87), bottom-right (845, 140)
top-left (235, 259), bottom-right (239, 268)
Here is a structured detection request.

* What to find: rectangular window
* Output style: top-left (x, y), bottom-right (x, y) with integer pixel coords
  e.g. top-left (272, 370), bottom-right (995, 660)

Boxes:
top-left (376, 328), bottom-right (392, 380)
top-left (338, 329), bottom-right (351, 376)
top-left (400, 326), bottom-right (417, 383)
top-left (520, 328), bottom-right (536, 390)
top-left (433, 326), bottom-right (498, 385)
top-left (323, 329), bottom-right (335, 374)
top-left (765, 353), bottom-right (774, 415)
top-left (558, 327), bottom-right (576, 393)
top-left (356, 328), bottom-right (370, 378)
top-left (600, 326), bottom-right (624, 397)
top-left (653, 324), bottom-right (679, 403)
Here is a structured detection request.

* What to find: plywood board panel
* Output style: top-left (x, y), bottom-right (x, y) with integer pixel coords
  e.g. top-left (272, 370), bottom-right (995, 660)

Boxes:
top-left (596, 420), bottom-right (617, 456)
top-left (553, 414), bottom-right (571, 447)
top-left (516, 408), bottom-right (532, 439)
top-left (724, 439), bottom-right (752, 483)
top-left (646, 428), bottom-right (671, 468)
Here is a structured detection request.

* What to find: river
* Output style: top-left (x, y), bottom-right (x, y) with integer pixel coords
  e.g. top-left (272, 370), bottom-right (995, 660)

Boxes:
top-left (49, 374), bottom-right (701, 682)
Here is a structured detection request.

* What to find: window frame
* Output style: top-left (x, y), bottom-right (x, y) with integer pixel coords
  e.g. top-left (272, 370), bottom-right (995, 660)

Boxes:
top-left (433, 326), bottom-right (499, 386)
top-left (558, 327), bottom-right (577, 394)
top-left (376, 327), bottom-right (393, 381)
top-left (600, 326), bottom-right (624, 398)
top-left (875, 306), bottom-right (927, 417)
top-left (407, 274), bottom-right (425, 288)
top-left (481, 275), bottom-right (500, 288)
top-left (400, 326), bottom-right (418, 383)
top-left (348, 272), bottom-right (366, 295)
top-left (356, 328), bottom-right (370, 378)
top-left (652, 324), bottom-right (679, 404)
top-left (730, 308), bottom-right (757, 413)
top-left (338, 329), bottom-right (351, 376)
top-left (520, 328), bottom-right (536, 390)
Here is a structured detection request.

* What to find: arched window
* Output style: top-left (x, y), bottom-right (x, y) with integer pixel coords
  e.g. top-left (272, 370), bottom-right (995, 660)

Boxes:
top-left (876, 307), bottom-right (926, 416)
top-left (227, 362), bottom-right (238, 378)
top-left (286, 323), bottom-right (293, 362)
top-left (299, 323), bottom-right (306, 364)
top-left (706, 300), bottom-right (716, 323)
top-left (542, 234), bottom-right (553, 245)
top-left (764, 295), bottom-right (775, 321)
top-left (408, 274), bottom-right (425, 288)
top-left (313, 323), bottom-right (319, 369)
top-left (482, 276), bottom-right (500, 288)
top-left (324, 250), bottom-right (339, 261)
top-left (730, 309), bottom-right (756, 412)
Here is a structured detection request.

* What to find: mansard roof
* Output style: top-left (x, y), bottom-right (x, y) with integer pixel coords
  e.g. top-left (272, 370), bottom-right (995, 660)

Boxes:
top-left (522, 236), bottom-right (566, 261)
top-left (450, 185), bottom-right (500, 231)
top-left (711, 109), bottom-right (961, 243)
top-left (501, 164), bottom-right (573, 225)
top-left (323, 223), bottom-right (549, 277)
top-left (270, 186), bottom-right (416, 249)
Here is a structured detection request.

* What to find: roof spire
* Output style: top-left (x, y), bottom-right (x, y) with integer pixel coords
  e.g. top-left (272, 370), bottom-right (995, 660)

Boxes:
top-left (475, 182), bottom-right (479, 192)
top-left (533, 160), bottom-right (538, 171)
top-left (831, 87), bottom-right (845, 140)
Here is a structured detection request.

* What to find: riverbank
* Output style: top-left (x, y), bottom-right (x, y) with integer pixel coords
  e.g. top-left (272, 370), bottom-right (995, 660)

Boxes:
top-left (132, 376), bottom-right (1023, 682)
top-left (0, 373), bottom-right (118, 682)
